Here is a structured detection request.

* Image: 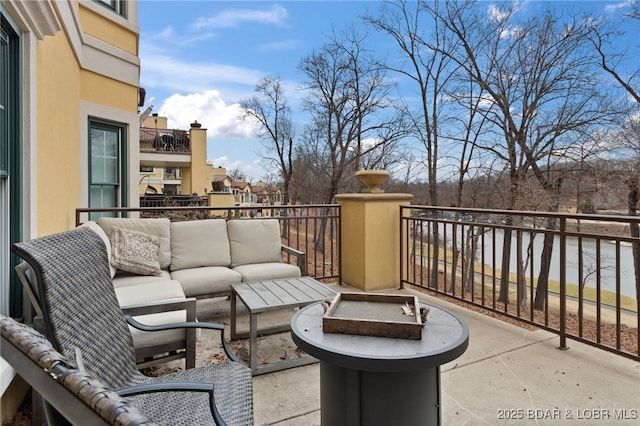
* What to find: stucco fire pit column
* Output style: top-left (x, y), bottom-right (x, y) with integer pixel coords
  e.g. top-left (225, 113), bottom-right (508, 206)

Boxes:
top-left (291, 301), bottom-right (469, 426)
top-left (335, 170), bottom-right (413, 292)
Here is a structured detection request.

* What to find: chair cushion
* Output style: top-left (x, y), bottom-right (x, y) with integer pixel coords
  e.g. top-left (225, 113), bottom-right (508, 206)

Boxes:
top-left (170, 266), bottom-right (242, 298)
top-left (170, 219), bottom-right (231, 271)
top-left (110, 227), bottom-right (162, 276)
top-left (114, 281), bottom-right (191, 351)
top-left (114, 280), bottom-right (185, 307)
top-left (233, 262), bottom-right (301, 282)
top-left (98, 217), bottom-right (171, 269)
top-left (111, 270), bottom-right (172, 289)
top-left (228, 219), bottom-right (282, 267)
top-left (78, 221), bottom-right (117, 278)
top-left (129, 311), bottom-right (188, 349)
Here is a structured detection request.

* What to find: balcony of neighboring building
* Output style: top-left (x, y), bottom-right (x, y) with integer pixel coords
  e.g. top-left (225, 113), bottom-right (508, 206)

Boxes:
top-left (139, 127), bottom-right (192, 168)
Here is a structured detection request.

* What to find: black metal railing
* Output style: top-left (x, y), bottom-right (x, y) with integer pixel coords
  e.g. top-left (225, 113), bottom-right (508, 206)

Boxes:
top-left (400, 205), bottom-right (640, 361)
top-left (140, 128), bottom-right (189, 153)
top-left (76, 205), bottom-right (341, 282)
top-left (140, 195), bottom-right (207, 208)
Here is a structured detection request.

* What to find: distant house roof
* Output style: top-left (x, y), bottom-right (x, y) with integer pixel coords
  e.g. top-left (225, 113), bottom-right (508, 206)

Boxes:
top-left (253, 184), bottom-right (281, 195)
top-left (231, 181), bottom-right (251, 191)
top-left (213, 175), bottom-right (230, 182)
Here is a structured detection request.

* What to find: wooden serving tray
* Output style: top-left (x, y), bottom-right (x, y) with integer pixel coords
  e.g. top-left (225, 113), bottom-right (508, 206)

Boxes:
top-left (322, 293), bottom-right (423, 340)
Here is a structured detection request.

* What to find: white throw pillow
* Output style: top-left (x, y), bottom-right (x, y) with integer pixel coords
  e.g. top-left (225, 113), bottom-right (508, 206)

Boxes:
top-left (97, 217), bottom-right (171, 269)
top-left (110, 226), bottom-right (162, 276)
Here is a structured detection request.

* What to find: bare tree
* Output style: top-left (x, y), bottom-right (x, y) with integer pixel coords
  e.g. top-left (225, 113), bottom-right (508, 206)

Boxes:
top-left (241, 74), bottom-right (295, 205)
top-left (227, 167), bottom-right (247, 182)
top-left (587, 7), bottom-right (640, 300)
top-left (366, 0), bottom-right (465, 288)
top-left (431, 1), bottom-right (618, 308)
top-left (298, 26), bottom-right (408, 204)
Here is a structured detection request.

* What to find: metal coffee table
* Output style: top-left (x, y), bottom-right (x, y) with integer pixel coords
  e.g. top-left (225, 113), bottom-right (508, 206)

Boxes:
top-left (230, 276), bottom-right (336, 375)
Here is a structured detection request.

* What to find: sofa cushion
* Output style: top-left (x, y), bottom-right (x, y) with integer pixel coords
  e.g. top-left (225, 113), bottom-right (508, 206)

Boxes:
top-left (233, 263), bottom-right (301, 282)
top-left (170, 266), bottom-right (241, 298)
top-left (228, 219), bottom-right (282, 267)
top-left (112, 270), bottom-right (172, 289)
top-left (114, 280), bottom-right (186, 307)
top-left (78, 221), bottom-right (117, 278)
top-left (114, 281), bottom-right (189, 349)
top-left (170, 219), bottom-right (231, 271)
top-left (129, 311), bottom-right (188, 349)
top-left (97, 218), bottom-right (171, 269)
top-left (110, 227), bottom-right (162, 276)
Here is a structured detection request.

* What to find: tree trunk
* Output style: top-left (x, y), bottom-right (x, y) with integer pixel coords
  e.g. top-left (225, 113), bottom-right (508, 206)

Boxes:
top-left (498, 225), bottom-right (512, 303)
top-left (533, 228), bottom-right (555, 310)
top-left (626, 176), bottom-right (640, 301)
top-left (429, 211), bottom-right (440, 289)
top-left (449, 220), bottom-right (459, 292)
top-left (463, 226), bottom-right (481, 293)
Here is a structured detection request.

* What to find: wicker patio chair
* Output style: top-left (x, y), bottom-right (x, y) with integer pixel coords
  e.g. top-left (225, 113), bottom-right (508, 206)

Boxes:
top-left (1, 315), bottom-right (157, 426)
top-left (11, 227), bottom-right (256, 426)
top-left (15, 261), bottom-right (198, 369)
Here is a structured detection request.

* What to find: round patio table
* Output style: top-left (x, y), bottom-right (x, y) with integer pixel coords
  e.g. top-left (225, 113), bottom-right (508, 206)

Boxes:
top-left (291, 301), bottom-right (469, 426)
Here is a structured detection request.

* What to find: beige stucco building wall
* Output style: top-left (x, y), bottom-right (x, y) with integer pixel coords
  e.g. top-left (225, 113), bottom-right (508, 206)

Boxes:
top-left (11, 0), bottom-right (141, 235)
top-left (181, 126), bottom-right (212, 195)
top-left (0, 0), bottom-right (140, 418)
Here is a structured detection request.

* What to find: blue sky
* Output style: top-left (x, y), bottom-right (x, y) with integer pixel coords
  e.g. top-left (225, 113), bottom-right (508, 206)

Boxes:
top-left (138, 1), bottom-right (639, 182)
top-left (139, 0), bottom-right (384, 181)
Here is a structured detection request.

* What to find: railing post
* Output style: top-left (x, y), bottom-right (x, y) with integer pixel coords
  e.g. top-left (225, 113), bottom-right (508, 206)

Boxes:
top-left (558, 216), bottom-right (569, 351)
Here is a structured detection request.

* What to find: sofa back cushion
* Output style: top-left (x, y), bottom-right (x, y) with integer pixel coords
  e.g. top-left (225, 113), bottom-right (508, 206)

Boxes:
top-left (170, 219), bottom-right (231, 271)
top-left (97, 218), bottom-right (171, 269)
top-left (228, 219), bottom-right (282, 267)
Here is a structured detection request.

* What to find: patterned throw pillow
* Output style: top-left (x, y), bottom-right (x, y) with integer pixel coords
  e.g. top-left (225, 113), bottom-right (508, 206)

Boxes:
top-left (110, 226), bottom-right (162, 276)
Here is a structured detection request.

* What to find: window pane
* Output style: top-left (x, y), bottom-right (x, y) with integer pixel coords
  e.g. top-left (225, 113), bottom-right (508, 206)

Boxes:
top-left (89, 184), bottom-right (117, 220)
top-left (90, 126), bottom-right (119, 184)
top-left (89, 185), bottom-right (117, 208)
top-left (88, 118), bottom-right (126, 215)
top-left (93, 0), bottom-right (125, 17)
top-left (95, 0), bottom-right (116, 11)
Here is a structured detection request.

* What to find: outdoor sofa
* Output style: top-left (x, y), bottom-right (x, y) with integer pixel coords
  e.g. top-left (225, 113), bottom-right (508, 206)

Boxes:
top-left (19, 218), bottom-right (305, 367)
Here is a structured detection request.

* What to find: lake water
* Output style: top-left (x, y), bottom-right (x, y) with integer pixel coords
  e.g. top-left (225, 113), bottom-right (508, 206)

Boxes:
top-left (437, 224), bottom-right (637, 299)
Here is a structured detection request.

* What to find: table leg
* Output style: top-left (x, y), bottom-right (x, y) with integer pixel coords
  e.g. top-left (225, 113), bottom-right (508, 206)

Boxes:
top-left (320, 362), bottom-right (441, 426)
top-left (230, 291), bottom-right (237, 340)
top-left (249, 312), bottom-right (258, 375)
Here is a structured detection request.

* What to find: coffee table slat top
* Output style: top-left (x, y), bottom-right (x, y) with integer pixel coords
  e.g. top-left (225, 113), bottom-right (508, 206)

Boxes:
top-left (231, 277), bottom-right (335, 313)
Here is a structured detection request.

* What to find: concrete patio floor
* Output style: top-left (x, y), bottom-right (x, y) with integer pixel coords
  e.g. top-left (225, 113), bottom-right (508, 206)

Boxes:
top-left (194, 283), bottom-right (639, 426)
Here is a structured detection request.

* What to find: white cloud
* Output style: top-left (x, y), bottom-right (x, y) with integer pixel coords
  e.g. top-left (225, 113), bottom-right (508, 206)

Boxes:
top-left (604, 0), bottom-right (634, 13)
top-left (158, 90), bottom-right (260, 139)
top-left (488, 4), bottom-right (509, 24)
top-left (193, 4), bottom-right (288, 30)
top-left (209, 155), bottom-right (243, 170)
top-left (140, 51), bottom-right (262, 95)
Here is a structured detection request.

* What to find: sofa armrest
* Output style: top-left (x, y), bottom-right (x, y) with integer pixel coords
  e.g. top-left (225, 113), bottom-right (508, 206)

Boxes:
top-left (123, 301), bottom-right (239, 363)
top-left (281, 245), bottom-right (306, 276)
top-left (122, 298), bottom-right (197, 320)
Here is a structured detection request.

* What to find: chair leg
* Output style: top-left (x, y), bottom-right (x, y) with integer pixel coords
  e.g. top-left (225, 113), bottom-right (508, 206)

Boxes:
top-left (186, 300), bottom-right (197, 369)
top-left (26, 388), bottom-right (47, 426)
top-left (186, 328), bottom-right (197, 369)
